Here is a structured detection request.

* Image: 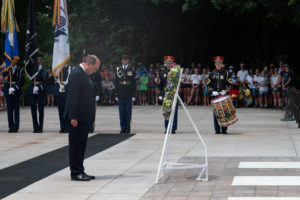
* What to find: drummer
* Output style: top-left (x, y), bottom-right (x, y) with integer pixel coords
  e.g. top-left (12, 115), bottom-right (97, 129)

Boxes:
top-left (207, 56), bottom-right (232, 134)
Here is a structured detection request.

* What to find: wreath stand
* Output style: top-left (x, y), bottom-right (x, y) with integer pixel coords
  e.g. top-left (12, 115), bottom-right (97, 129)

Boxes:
top-left (155, 69), bottom-right (208, 183)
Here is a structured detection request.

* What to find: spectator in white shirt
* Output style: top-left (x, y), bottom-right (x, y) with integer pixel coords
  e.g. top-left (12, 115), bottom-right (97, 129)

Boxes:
top-left (187, 68), bottom-right (201, 105)
top-left (258, 70), bottom-right (269, 108)
top-left (237, 63), bottom-right (249, 84)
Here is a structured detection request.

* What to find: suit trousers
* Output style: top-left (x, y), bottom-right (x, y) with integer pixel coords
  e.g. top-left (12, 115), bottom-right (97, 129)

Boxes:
top-left (69, 121), bottom-right (89, 176)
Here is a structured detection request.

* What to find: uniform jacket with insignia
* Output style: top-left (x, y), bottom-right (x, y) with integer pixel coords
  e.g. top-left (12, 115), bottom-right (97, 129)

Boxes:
top-left (2, 66), bottom-right (25, 95)
top-left (28, 65), bottom-right (49, 94)
top-left (206, 69), bottom-right (232, 96)
top-left (54, 65), bottom-right (73, 97)
top-left (115, 66), bottom-right (136, 98)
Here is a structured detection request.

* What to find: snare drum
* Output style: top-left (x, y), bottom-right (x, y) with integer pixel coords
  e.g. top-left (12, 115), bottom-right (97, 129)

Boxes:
top-left (211, 95), bottom-right (238, 127)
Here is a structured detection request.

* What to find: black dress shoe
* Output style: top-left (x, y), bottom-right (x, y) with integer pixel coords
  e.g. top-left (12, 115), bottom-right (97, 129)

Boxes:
top-left (13, 130), bottom-right (18, 133)
top-left (222, 130), bottom-right (227, 134)
top-left (8, 129), bottom-right (13, 133)
top-left (120, 129), bottom-right (125, 134)
top-left (71, 173), bottom-right (91, 181)
top-left (215, 131), bottom-right (221, 134)
top-left (38, 130), bottom-right (43, 133)
top-left (83, 172), bottom-right (95, 179)
top-left (89, 130), bottom-right (94, 133)
top-left (125, 130), bottom-right (130, 134)
top-left (33, 130), bottom-right (38, 133)
top-left (171, 130), bottom-right (176, 134)
top-left (59, 130), bottom-right (64, 133)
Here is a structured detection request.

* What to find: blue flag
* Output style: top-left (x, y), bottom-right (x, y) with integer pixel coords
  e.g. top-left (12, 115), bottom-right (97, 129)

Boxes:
top-left (4, 29), bottom-right (19, 71)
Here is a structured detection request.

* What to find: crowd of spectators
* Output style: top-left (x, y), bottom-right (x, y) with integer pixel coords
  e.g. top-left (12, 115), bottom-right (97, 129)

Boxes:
top-left (0, 61), bottom-right (295, 109)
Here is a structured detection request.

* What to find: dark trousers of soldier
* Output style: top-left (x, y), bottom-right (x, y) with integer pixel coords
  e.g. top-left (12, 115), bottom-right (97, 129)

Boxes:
top-left (118, 97), bottom-right (132, 131)
top-left (30, 93), bottom-right (44, 131)
top-left (5, 93), bottom-right (21, 131)
top-left (69, 121), bottom-right (89, 176)
top-left (56, 95), bottom-right (68, 131)
top-left (165, 103), bottom-right (178, 131)
top-left (213, 112), bottom-right (227, 132)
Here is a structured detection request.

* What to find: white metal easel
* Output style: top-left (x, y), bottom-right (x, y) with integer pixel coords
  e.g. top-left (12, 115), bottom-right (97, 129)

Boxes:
top-left (155, 69), bottom-right (208, 183)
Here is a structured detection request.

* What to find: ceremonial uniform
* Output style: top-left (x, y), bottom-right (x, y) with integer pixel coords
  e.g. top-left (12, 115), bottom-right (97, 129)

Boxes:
top-left (28, 65), bottom-right (48, 133)
top-left (207, 56), bottom-right (232, 134)
top-left (88, 70), bottom-right (102, 133)
top-left (3, 65), bottom-right (25, 133)
top-left (115, 55), bottom-right (136, 134)
top-left (54, 65), bottom-right (72, 133)
top-left (161, 56), bottom-right (178, 134)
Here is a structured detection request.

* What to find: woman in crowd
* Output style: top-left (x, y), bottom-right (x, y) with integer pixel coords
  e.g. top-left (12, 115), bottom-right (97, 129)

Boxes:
top-left (182, 68), bottom-right (192, 104)
top-left (140, 72), bottom-right (148, 105)
top-left (154, 70), bottom-right (161, 105)
top-left (46, 69), bottom-right (55, 106)
top-left (188, 68), bottom-right (201, 105)
top-left (0, 73), bottom-right (6, 109)
top-left (147, 68), bottom-right (155, 105)
top-left (271, 67), bottom-right (282, 108)
top-left (201, 68), bottom-right (210, 106)
top-left (258, 70), bottom-right (269, 108)
top-left (253, 69), bottom-right (261, 107)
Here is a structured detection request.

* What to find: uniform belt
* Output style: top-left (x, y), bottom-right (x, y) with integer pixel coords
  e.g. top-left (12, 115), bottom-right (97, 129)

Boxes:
top-left (120, 81), bottom-right (130, 85)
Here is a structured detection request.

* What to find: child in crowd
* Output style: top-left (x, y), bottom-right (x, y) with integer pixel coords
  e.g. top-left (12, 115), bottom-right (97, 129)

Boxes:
top-left (243, 84), bottom-right (253, 107)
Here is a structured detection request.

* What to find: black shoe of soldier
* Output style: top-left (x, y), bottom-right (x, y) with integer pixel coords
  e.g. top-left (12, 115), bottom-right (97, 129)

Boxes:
top-left (8, 129), bottom-right (14, 133)
top-left (222, 130), bottom-right (227, 134)
top-left (120, 129), bottom-right (126, 134)
top-left (172, 130), bottom-right (176, 134)
top-left (38, 130), bottom-right (43, 133)
top-left (215, 131), bottom-right (221, 134)
top-left (125, 130), bottom-right (130, 134)
top-left (33, 130), bottom-right (38, 133)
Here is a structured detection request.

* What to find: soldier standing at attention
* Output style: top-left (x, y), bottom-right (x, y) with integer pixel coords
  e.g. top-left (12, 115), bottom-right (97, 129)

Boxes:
top-left (115, 55), bottom-right (136, 134)
top-left (2, 61), bottom-right (25, 133)
top-left (28, 53), bottom-right (48, 133)
top-left (54, 64), bottom-right (72, 133)
top-left (206, 56), bottom-right (232, 134)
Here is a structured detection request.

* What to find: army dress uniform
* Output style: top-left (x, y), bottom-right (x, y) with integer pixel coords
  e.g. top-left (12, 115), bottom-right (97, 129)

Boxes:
top-left (54, 65), bottom-right (72, 133)
top-left (207, 56), bottom-right (232, 134)
top-left (160, 56), bottom-right (178, 134)
top-left (115, 62), bottom-right (136, 134)
top-left (88, 69), bottom-right (102, 133)
top-left (3, 65), bottom-right (25, 133)
top-left (28, 65), bottom-right (48, 133)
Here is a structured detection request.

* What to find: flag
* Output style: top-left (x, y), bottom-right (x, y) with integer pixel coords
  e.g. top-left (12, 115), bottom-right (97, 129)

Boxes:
top-left (24, 0), bottom-right (39, 80)
top-left (1, 0), bottom-right (19, 71)
top-left (52, 0), bottom-right (70, 78)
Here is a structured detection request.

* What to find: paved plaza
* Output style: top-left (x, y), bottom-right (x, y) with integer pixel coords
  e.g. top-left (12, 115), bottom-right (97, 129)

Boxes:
top-left (0, 105), bottom-right (300, 200)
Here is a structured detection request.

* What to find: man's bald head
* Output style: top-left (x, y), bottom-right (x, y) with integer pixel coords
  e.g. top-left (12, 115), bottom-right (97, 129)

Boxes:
top-left (82, 55), bottom-right (101, 75)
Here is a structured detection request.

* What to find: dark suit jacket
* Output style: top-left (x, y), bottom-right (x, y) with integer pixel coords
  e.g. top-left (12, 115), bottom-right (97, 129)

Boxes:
top-left (3, 66), bottom-right (25, 95)
top-left (64, 66), bottom-right (95, 123)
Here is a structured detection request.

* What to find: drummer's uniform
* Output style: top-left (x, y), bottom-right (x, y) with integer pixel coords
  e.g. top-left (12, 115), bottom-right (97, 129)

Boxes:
top-left (28, 65), bottom-right (48, 133)
top-left (115, 64), bottom-right (136, 134)
top-left (207, 56), bottom-right (232, 134)
top-left (54, 65), bottom-right (72, 133)
top-left (3, 65), bottom-right (25, 133)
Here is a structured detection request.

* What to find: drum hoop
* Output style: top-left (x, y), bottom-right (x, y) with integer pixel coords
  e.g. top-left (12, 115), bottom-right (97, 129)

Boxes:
top-left (211, 94), bottom-right (230, 104)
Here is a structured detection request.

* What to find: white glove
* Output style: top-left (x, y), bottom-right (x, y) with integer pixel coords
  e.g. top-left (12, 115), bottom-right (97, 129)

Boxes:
top-left (115, 97), bottom-right (118, 102)
top-left (132, 97), bottom-right (136, 102)
top-left (159, 96), bottom-right (163, 100)
top-left (212, 91), bottom-right (219, 96)
top-left (9, 87), bottom-right (15, 95)
top-left (59, 84), bottom-right (65, 91)
top-left (33, 86), bottom-right (39, 94)
top-left (220, 90), bottom-right (227, 95)
top-left (95, 96), bottom-right (100, 102)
